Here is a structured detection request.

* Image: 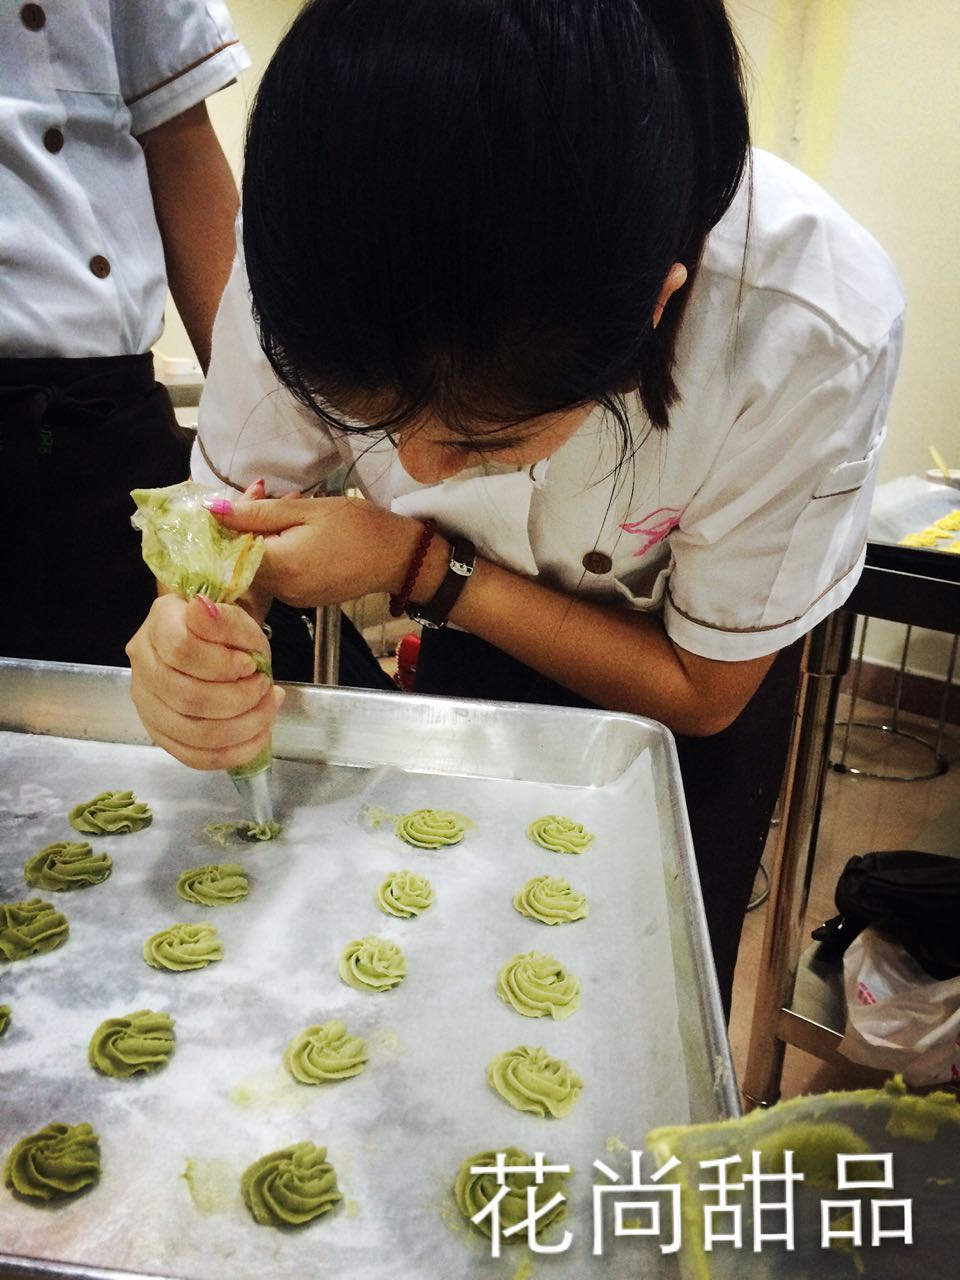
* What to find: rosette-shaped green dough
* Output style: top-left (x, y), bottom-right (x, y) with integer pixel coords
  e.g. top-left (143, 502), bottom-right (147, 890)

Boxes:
top-left (241, 1142), bottom-right (342, 1226)
top-left (176, 863), bottom-right (249, 906)
top-left (394, 808), bottom-right (466, 849)
top-left (0, 897), bottom-right (69, 962)
top-left (454, 1146), bottom-right (569, 1241)
top-left (338, 935), bottom-right (407, 991)
top-left (4, 1122), bottom-right (100, 1202)
top-left (376, 869), bottom-right (434, 918)
top-left (24, 841), bottom-right (112, 891)
top-left (496, 951), bottom-right (580, 1020)
top-left (284, 1021), bottom-right (368, 1083)
top-left (527, 815), bottom-right (593, 853)
top-left (487, 1045), bottom-right (583, 1118)
top-left (69, 790), bottom-right (152, 835)
top-left (0, 1005), bottom-right (10, 1035)
top-left (513, 875), bottom-right (588, 925)
top-left (143, 922), bottom-right (222, 971)
top-left (88, 1009), bottom-right (176, 1077)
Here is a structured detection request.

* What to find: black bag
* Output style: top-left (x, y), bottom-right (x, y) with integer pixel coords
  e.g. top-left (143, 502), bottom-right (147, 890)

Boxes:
top-left (812, 850), bottom-right (960, 980)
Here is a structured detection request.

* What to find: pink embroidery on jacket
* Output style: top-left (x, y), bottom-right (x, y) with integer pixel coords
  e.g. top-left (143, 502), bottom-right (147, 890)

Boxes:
top-left (619, 506), bottom-right (683, 556)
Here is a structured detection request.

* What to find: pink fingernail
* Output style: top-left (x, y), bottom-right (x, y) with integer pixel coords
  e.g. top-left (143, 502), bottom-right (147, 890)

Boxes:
top-left (204, 498), bottom-right (233, 516)
top-left (196, 594), bottom-right (220, 619)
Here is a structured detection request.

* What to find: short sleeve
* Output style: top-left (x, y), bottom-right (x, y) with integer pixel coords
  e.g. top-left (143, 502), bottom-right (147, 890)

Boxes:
top-left (111, 0), bottom-right (251, 135)
top-left (664, 314), bottom-right (904, 661)
top-left (193, 238), bottom-right (344, 496)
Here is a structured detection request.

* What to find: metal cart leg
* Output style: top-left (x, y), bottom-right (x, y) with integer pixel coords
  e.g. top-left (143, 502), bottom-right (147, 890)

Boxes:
top-left (740, 609), bottom-right (856, 1108)
top-left (313, 604), bottom-right (341, 686)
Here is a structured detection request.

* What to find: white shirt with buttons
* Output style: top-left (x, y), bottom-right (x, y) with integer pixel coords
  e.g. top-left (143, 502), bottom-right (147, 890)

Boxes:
top-left (194, 150), bottom-right (905, 663)
top-left (0, 0), bottom-right (249, 358)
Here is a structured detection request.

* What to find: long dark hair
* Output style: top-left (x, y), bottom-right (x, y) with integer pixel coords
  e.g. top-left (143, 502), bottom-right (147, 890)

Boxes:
top-left (242, 0), bottom-right (749, 440)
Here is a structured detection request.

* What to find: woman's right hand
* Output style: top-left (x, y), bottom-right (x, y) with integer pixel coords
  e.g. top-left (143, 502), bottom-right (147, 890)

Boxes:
top-left (126, 593), bottom-right (284, 770)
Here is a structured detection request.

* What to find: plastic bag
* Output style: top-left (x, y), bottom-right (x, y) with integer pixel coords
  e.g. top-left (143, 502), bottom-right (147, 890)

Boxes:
top-left (838, 927), bottom-right (960, 1086)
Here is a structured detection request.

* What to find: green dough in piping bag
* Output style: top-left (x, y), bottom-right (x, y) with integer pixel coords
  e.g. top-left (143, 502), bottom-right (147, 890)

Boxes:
top-left (497, 951), bottom-right (580, 1020)
top-left (89, 1009), bottom-right (175, 1077)
top-left (284, 1021), bottom-right (368, 1083)
top-left (513, 875), bottom-right (588, 925)
top-left (0, 1005), bottom-right (10, 1035)
top-left (339, 935), bottom-right (407, 991)
top-left (487, 1045), bottom-right (583, 1118)
top-left (143, 922), bottom-right (222, 971)
top-left (454, 1146), bottom-right (569, 1241)
top-left (527, 815), bottom-right (593, 853)
top-left (4, 1122), bottom-right (101, 1202)
top-left (241, 1142), bottom-right (342, 1226)
top-left (0, 898), bottom-right (69, 962)
top-left (69, 790), bottom-right (152, 835)
top-left (376, 869), bottom-right (434, 917)
top-left (176, 863), bottom-right (249, 906)
top-left (394, 808), bottom-right (466, 849)
top-left (24, 841), bottom-right (112, 891)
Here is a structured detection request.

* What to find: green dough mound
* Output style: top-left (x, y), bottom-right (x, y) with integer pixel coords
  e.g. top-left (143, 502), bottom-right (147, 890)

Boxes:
top-left (526, 815), bottom-right (593, 854)
top-left (203, 819), bottom-right (281, 845)
top-left (0, 897), bottom-right (69, 962)
top-left (24, 841), bottom-right (112, 891)
top-left (69, 790), bottom-right (152, 835)
top-left (454, 1146), bottom-right (569, 1242)
top-left (338, 935), bottom-right (407, 991)
top-left (394, 809), bottom-right (466, 849)
top-left (376, 869), bottom-right (434, 917)
top-left (513, 875), bottom-right (588, 925)
top-left (284, 1021), bottom-right (368, 1084)
top-left (241, 1142), bottom-right (342, 1227)
top-left (497, 951), bottom-right (580, 1021)
top-left (0, 1005), bottom-right (10, 1035)
top-left (89, 1009), bottom-right (176, 1078)
top-left (755, 1122), bottom-right (871, 1189)
top-left (176, 863), bottom-right (249, 906)
top-left (487, 1045), bottom-right (583, 1119)
top-left (4, 1122), bottom-right (101, 1202)
top-left (143, 922), bottom-right (222, 971)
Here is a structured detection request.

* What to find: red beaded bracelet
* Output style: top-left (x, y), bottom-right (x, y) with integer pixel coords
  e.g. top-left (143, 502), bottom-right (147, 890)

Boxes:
top-left (389, 518), bottom-right (438, 617)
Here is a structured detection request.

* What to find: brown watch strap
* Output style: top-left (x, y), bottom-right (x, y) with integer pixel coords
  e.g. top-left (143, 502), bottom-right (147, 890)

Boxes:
top-left (407, 537), bottom-right (476, 629)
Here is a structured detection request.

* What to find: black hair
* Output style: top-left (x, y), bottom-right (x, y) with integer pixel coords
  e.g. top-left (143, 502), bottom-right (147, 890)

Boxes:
top-left (242, 0), bottom-right (749, 439)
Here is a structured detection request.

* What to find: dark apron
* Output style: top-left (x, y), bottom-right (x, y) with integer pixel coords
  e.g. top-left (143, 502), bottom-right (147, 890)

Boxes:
top-left (415, 626), bottom-right (804, 1017)
top-left (0, 353), bottom-right (190, 667)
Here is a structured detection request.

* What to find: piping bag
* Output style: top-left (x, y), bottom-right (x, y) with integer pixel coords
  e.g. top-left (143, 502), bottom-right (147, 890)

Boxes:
top-left (130, 481), bottom-right (278, 837)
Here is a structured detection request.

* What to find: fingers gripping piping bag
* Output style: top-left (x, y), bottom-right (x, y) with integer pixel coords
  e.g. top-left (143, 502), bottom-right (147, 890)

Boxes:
top-left (130, 481), bottom-right (277, 835)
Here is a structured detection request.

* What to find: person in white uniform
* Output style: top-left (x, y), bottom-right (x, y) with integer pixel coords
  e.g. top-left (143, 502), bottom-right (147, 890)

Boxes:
top-left (127, 0), bottom-right (904, 1014)
top-left (0, 0), bottom-right (247, 665)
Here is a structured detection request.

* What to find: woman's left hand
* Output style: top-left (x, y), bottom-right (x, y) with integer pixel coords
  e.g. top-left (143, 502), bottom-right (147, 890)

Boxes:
top-left (204, 494), bottom-right (439, 607)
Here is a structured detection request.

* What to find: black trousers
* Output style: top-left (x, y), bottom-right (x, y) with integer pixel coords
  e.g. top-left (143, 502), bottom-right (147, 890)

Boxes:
top-left (415, 626), bottom-right (804, 1018)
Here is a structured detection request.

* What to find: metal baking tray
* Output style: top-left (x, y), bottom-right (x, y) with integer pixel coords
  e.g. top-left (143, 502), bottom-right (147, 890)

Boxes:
top-left (0, 659), bottom-right (736, 1280)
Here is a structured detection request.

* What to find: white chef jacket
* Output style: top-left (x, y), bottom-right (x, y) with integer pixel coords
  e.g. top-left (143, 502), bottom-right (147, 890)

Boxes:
top-left (0, 0), bottom-right (249, 358)
top-left (194, 149), bottom-right (905, 663)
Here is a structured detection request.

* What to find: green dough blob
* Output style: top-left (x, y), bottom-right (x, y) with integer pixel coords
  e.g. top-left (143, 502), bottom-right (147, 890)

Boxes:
top-left (755, 1122), bottom-right (870, 1189)
top-left (376, 869), bottom-right (434, 918)
top-left (143, 922), bottom-right (222, 971)
top-left (241, 1141), bottom-right (342, 1227)
top-left (394, 808), bottom-right (466, 849)
top-left (203, 819), bottom-right (282, 845)
top-left (88, 1009), bottom-right (176, 1078)
top-left (454, 1147), bottom-right (569, 1242)
top-left (24, 841), bottom-right (112, 891)
top-left (284, 1020), bottom-right (368, 1083)
top-left (69, 790), bottom-right (152, 835)
top-left (4, 1122), bottom-right (100, 1202)
top-left (487, 1045), bottom-right (583, 1119)
top-left (176, 863), bottom-right (249, 906)
top-left (526, 815), bottom-right (593, 854)
top-left (339, 935), bottom-right (407, 991)
top-left (0, 897), bottom-right (69, 962)
top-left (497, 951), bottom-right (580, 1020)
top-left (513, 875), bottom-right (588, 925)
top-left (0, 1004), bottom-right (10, 1035)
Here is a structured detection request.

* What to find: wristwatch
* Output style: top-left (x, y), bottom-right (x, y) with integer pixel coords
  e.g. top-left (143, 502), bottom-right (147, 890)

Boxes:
top-left (406, 537), bottom-right (476, 629)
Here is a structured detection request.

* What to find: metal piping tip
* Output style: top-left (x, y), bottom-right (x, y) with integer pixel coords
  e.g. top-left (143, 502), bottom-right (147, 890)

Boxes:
top-left (229, 766), bottom-right (274, 828)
